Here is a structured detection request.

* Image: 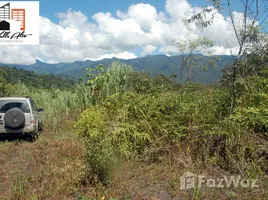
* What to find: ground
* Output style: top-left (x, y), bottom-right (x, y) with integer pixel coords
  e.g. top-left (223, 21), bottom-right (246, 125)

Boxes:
top-left (0, 132), bottom-right (267, 200)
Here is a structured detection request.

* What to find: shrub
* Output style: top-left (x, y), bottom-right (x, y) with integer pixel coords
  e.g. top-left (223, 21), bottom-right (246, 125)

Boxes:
top-left (75, 106), bottom-right (150, 183)
top-left (232, 74), bottom-right (268, 133)
top-left (75, 88), bottom-right (227, 182)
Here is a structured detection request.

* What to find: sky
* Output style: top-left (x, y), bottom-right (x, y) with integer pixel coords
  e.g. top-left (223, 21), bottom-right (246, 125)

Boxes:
top-left (0, 0), bottom-right (257, 64)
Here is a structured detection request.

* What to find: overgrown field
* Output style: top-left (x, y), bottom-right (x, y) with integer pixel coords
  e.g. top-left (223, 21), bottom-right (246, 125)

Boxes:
top-left (0, 62), bottom-right (267, 199)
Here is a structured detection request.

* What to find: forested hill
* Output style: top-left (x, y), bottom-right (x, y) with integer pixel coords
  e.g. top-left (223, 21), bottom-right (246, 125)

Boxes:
top-left (0, 66), bottom-right (76, 90)
top-left (0, 55), bottom-right (235, 84)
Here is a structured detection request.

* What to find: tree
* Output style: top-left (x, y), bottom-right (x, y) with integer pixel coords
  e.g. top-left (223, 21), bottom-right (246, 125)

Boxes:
top-left (127, 72), bottom-right (153, 93)
top-left (185, 0), bottom-right (268, 113)
top-left (0, 71), bottom-right (16, 97)
top-left (176, 36), bottom-right (217, 83)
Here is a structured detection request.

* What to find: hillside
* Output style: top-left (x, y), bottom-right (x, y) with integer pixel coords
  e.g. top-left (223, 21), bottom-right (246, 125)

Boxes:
top-left (0, 66), bottom-right (76, 90)
top-left (0, 55), bottom-right (235, 84)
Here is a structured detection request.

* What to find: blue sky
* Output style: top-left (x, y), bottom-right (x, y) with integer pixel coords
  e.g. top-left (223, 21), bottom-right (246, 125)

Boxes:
top-left (36, 0), bottom-right (217, 23)
top-left (41, 0), bottom-right (166, 23)
top-left (10, 0), bottom-right (215, 23)
top-left (1, 0), bottom-right (262, 64)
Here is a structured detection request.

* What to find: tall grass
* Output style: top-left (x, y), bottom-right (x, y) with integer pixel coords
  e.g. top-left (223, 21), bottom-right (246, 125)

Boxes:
top-left (12, 62), bottom-right (134, 131)
top-left (76, 81), bottom-right (268, 182)
top-left (86, 61), bottom-right (133, 104)
top-left (14, 83), bottom-right (80, 131)
top-left (75, 86), bottom-right (232, 181)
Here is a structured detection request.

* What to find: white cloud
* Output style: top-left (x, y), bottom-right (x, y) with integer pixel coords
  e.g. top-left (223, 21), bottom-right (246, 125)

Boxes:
top-left (159, 45), bottom-right (180, 54)
top-left (165, 0), bottom-right (193, 19)
top-left (0, 0), bottom-right (247, 65)
top-left (87, 51), bottom-right (137, 61)
top-left (142, 45), bottom-right (157, 55)
top-left (213, 45), bottom-right (239, 55)
top-left (117, 3), bottom-right (158, 32)
top-left (0, 46), bottom-right (38, 65)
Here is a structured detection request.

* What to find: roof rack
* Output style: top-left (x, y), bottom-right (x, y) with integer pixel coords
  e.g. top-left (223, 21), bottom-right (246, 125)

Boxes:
top-left (25, 96), bottom-right (32, 99)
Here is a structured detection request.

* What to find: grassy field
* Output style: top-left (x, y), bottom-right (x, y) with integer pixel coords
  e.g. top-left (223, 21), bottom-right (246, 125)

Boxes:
top-left (0, 131), bottom-right (267, 199)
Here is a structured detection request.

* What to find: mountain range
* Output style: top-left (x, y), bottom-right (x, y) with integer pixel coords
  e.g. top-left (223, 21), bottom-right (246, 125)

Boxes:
top-left (0, 55), bottom-right (235, 84)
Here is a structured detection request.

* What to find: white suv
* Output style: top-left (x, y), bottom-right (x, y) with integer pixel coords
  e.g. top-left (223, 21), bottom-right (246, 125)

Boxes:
top-left (0, 97), bottom-right (43, 138)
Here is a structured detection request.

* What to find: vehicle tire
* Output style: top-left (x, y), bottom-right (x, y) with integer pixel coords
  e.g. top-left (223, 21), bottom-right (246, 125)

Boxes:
top-left (4, 108), bottom-right (25, 129)
top-left (38, 121), bottom-right (43, 132)
top-left (24, 133), bottom-right (38, 142)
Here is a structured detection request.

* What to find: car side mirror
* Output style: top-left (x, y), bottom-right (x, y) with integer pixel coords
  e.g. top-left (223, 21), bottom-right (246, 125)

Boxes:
top-left (38, 108), bottom-right (44, 112)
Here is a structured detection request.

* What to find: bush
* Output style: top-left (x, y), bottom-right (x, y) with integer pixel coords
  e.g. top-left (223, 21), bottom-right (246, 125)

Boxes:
top-left (75, 106), bottom-right (150, 183)
top-left (75, 87), bottom-right (228, 182)
top-left (232, 74), bottom-right (268, 133)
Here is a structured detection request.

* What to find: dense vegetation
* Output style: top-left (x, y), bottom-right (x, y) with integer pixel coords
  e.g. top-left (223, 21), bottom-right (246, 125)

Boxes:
top-left (3, 57), bottom-right (266, 179)
top-left (0, 66), bottom-right (76, 94)
top-left (73, 62), bottom-right (268, 184)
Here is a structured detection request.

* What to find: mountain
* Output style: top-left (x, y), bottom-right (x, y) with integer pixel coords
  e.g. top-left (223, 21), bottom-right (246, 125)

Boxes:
top-left (0, 55), bottom-right (235, 84)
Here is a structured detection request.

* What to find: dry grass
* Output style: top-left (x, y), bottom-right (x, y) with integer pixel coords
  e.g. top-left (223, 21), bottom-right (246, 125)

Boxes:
top-left (0, 131), bottom-right (85, 200)
top-left (79, 156), bottom-right (268, 200)
top-left (0, 132), bottom-right (267, 200)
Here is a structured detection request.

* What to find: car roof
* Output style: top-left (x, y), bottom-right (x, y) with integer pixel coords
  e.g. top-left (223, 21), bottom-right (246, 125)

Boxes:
top-left (0, 97), bottom-right (30, 101)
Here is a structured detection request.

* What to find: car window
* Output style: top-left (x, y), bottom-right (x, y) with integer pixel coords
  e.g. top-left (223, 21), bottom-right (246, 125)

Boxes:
top-left (0, 100), bottom-right (30, 113)
top-left (29, 99), bottom-right (38, 111)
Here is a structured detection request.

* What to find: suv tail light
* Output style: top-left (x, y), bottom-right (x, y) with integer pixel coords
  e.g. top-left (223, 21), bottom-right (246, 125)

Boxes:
top-left (31, 114), bottom-right (35, 125)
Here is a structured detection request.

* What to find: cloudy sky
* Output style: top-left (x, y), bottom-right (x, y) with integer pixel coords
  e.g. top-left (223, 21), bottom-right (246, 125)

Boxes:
top-left (0, 0), bottom-right (247, 65)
